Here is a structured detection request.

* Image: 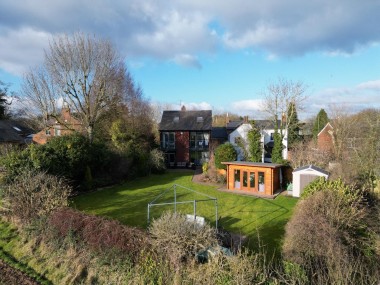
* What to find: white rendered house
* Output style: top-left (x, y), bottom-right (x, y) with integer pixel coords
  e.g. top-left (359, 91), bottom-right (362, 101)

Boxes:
top-left (228, 120), bottom-right (288, 162)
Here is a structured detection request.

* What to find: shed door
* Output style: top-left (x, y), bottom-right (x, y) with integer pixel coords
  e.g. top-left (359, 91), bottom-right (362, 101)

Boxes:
top-left (300, 174), bottom-right (318, 191)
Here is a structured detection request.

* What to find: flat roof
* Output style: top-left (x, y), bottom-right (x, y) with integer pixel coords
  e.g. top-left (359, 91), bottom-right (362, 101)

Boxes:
top-left (221, 161), bottom-right (283, 168)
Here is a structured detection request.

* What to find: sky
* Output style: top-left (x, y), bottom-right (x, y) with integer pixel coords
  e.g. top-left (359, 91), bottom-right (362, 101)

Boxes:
top-left (1, 0), bottom-right (380, 120)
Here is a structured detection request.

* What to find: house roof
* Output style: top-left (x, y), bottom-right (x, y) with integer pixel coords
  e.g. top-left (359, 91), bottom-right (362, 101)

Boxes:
top-left (211, 127), bottom-right (228, 140)
top-left (221, 161), bottom-right (283, 168)
top-left (293, 164), bottom-right (329, 176)
top-left (159, 110), bottom-right (212, 131)
top-left (226, 121), bottom-right (243, 130)
top-left (317, 122), bottom-right (333, 137)
top-left (0, 120), bottom-right (34, 144)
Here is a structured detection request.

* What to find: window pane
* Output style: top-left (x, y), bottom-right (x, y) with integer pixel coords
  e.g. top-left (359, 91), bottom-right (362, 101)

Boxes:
top-left (258, 172), bottom-right (265, 192)
top-left (243, 171), bottom-right (248, 187)
top-left (234, 169), bottom-right (240, 189)
top-left (250, 173), bottom-right (255, 188)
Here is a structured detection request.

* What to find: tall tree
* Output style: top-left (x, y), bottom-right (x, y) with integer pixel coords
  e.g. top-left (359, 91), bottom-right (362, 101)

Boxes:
top-left (247, 121), bottom-right (262, 162)
top-left (22, 33), bottom-right (126, 142)
top-left (0, 81), bottom-right (11, 119)
top-left (312, 108), bottom-right (329, 140)
top-left (272, 121), bottom-right (284, 164)
top-left (287, 102), bottom-right (301, 148)
top-left (262, 78), bottom-right (307, 162)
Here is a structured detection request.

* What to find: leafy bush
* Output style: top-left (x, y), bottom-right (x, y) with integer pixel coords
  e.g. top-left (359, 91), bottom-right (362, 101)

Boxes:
top-left (1, 134), bottom-right (113, 190)
top-left (149, 212), bottom-right (218, 269)
top-left (1, 171), bottom-right (71, 224)
top-left (283, 182), bottom-right (380, 284)
top-left (149, 148), bottom-right (166, 174)
top-left (214, 143), bottom-right (237, 170)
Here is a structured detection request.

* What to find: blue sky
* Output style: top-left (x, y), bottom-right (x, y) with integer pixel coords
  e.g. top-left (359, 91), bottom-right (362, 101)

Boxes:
top-left (1, 0), bottom-right (380, 120)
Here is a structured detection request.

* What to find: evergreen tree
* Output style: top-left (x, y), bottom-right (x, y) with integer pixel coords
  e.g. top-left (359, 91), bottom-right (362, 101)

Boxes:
top-left (312, 109), bottom-right (329, 140)
top-left (271, 118), bottom-right (284, 164)
top-left (287, 102), bottom-right (301, 148)
top-left (0, 81), bottom-right (10, 119)
top-left (247, 121), bottom-right (262, 162)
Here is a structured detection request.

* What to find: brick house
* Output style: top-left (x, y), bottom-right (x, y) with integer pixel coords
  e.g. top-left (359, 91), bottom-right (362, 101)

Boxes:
top-left (317, 122), bottom-right (334, 152)
top-left (33, 105), bottom-right (82, 144)
top-left (159, 107), bottom-right (212, 167)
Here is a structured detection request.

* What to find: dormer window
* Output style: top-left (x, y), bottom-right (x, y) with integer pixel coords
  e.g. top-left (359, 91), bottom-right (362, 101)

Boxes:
top-left (173, 116), bottom-right (179, 123)
top-left (196, 117), bottom-right (203, 123)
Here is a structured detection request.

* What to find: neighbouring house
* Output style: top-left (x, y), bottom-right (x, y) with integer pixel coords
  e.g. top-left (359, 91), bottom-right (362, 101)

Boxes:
top-left (159, 106), bottom-right (212, 167)
top-left (292, 165), bottom-right (329, 197)
top-left (228, 117), bottom-right (288, 162)
top-left (222, 161), bottom-right (283, 197)
top-left (33, 104), bottom-right (82, 144)
top-left (0, 120), bottom-right (34, 145)
top-left (317, 122), bottom-right (334, 152)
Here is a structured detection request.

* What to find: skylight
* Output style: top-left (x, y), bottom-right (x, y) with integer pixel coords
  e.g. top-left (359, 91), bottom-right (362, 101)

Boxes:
top-left (173, 116), bottom-right (180, 123)
top-left (196, 117), bottom-right (203, 123)
top-left (12, 126), bottom-right (22, 132)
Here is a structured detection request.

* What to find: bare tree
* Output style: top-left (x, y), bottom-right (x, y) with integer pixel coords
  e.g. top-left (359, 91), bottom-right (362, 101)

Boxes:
top-left (22, 33), bottom-right (125, 142)
top-left (261, 78), bottom-right (307, 132)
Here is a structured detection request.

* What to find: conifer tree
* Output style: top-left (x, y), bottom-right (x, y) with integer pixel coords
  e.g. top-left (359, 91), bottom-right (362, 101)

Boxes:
top-left (312, 109), bottom-right (329, 140)
top-left (287, 102), bottom-right (301, 148)
top-left (271, 118), bottom-right (284, 164)
top-left (247, 121), bottom-right (262, 162)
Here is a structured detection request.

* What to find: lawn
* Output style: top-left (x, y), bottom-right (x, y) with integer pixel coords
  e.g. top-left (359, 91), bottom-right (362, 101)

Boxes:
top-left (72, 170), bottom-right (298, 253)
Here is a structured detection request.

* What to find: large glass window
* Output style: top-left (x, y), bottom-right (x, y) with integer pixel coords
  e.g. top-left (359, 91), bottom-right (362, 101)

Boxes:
top-left (234, 170), bottom-right (241, 189)
top-left (250, 172), bottom-right (256, 188)
top-left (243, 171), bottom-right (248, 187)
top-left (190, 132), bottom-right (209, 149)
top-left (162, 132), bottom-right (175, 149)
top-left (258, 172), bottom-right (265, 192)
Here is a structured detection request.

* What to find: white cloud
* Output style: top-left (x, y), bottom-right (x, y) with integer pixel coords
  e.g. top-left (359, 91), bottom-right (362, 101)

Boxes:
top-left (172, 54), bottom-right (202, 69)
top-left (0, 27), bottom-right (51, 75)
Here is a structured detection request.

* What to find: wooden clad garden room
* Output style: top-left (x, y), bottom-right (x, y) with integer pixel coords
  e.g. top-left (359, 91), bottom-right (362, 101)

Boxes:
top-left (222, 162), bottom-right (283, 197)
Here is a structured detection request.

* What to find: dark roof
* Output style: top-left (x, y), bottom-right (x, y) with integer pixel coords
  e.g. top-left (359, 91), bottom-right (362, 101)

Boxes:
top-left (226, 121), bottom-right (243, 130)
top-left (254, 120), bottom-right (281, 130)
top-left (159, 110), bottom-right (212, 131)
top-left (0, 120), bottom-right (34, 144)
top-left (221, 161), bottom-right (283, 168)
top-left (293, 165), bottom-right (329, 176)
top-left (211, 127), bottom-right (228, 140)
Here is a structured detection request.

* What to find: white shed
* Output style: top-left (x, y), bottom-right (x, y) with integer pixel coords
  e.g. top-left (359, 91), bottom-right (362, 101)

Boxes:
top-left (292, 165), bottom-right (329, 197)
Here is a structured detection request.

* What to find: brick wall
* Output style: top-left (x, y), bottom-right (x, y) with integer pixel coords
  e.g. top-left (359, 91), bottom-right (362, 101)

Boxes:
top-left (317, 124), bottom-right (334, 152)
top-left (175, 131), bottom-right (189, 162)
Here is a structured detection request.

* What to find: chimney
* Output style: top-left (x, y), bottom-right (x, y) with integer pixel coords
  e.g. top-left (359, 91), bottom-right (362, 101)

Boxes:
top-left (181, 105), bottom-right (186, 111)
top-left (61, 103), bottom-right (71, 122)
top-left (226, 112), bottom-right (230, 126)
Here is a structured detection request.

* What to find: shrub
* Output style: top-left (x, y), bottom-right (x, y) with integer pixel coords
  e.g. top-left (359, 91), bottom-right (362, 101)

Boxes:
top-left (47, 207), bottom-right (149, 262)
top-left (202, 162), bottom-right (208, 174)
top-left (283, 185), bottom-right (380, 284)
top-left (149, 148), bottom-right (166, 174)
top-left (1, 170), bottom-right (71, 224)
top-left (149, 212), bottom-right (218, 269)
top-left (214, 143), bottom-right (237, 170)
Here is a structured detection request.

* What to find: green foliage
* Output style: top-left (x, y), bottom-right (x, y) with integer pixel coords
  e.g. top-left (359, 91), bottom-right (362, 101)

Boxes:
top-left (235, 137), bottom-right (248, 160)
top-left (287, 102), bottom-right (301, 148)
top-left (0, 80), bottom-right (11, 119)
top-left (202, 162), bottom-right (209, 174)
top-left (312, 108), bottom-right (329, 140)
top-left (1, 134), bottom-right (112, 190)
top-left (247, 121), bottom-right (262, 162)
top-left (301, 177), bottom-right (356, 201)
top-left (214, 143), bottom-right (237, 170)
top-left (271, 128), bottom-right (284, 164)
top-left (149, 149), bottom-right (166, 174)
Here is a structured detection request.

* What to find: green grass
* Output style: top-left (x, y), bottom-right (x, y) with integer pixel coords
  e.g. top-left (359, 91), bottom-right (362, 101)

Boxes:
top-left (72, 170), bottom-right (298, 253)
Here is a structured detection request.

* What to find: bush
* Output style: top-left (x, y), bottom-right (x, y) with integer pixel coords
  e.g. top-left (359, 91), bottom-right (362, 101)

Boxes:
top-left (149, 212), bottom-right (218, 269)
top-left (1, 134), bottom-right (114, 190)
top-left (149, 148), bottom-right (166, 174)
top-left (47, 207), bottom-right (149, 262)
top-left (214, 143), bottom-right (237, 170)
top-left (1, 171), bottom-right (71, 224)
top-left (283, 183), bottom-right (380, 284)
